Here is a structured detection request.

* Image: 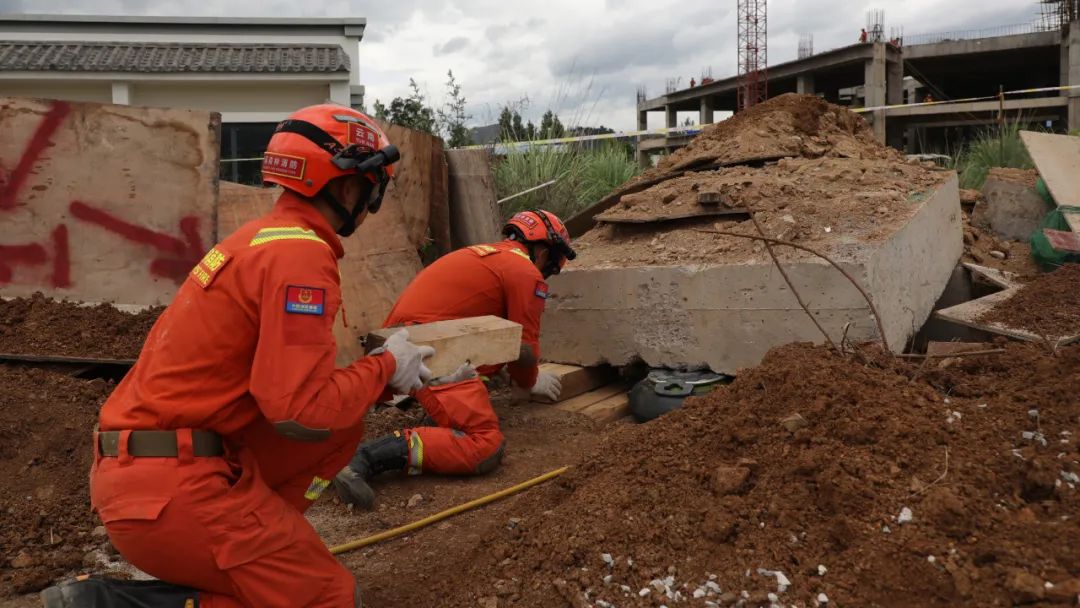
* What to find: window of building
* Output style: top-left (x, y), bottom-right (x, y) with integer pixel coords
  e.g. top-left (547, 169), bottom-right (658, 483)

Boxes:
top-left (219, 122), bottom-right (277, 186)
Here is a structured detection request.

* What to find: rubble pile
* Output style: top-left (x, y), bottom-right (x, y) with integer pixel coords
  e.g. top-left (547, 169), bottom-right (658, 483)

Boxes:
top-left (419, 342), bottom-right (1080, 607)
top-left (575, 94), bottom-right (949, 269)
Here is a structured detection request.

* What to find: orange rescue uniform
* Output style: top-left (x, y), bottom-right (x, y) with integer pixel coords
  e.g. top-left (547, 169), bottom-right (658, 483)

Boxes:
top-left (91, 192), bottom-right (394, 607)
top-left (382, 240), bottom-right (547, 475)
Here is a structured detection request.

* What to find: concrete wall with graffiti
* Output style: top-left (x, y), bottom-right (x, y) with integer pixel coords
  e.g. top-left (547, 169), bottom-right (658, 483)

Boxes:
top-left (0, 97), bottom-right (220, 305)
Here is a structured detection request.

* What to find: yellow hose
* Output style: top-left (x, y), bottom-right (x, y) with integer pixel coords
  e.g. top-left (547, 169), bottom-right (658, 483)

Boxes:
top-left (328, 466), bottom-right (568, 555)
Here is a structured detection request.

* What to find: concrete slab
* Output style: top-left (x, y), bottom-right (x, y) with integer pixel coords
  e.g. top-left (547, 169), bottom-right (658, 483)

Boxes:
top-left (0, 97), bottom-right (219, 306)
top-left (542, 174), bottom-right (963, 374)
top-left (1020, 130), bottom-right (1080, 232)
top-left (933, 288), bottom-right (1080, 348)
top-left (972, 173), bottom-right (1053, 241)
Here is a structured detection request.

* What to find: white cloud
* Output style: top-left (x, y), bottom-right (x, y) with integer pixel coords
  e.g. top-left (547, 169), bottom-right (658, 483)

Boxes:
top-left (0, 0), bottom-right (1046, 129)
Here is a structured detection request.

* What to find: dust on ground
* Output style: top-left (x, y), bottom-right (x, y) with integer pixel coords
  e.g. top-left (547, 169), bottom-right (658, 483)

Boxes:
top-left (397, 342), bottom-right (1080, 608)
top-left (0, 294), bottom-right (161, 359)
top-left (961, 214), bottom-right (1041, 278)
top-left (0, 366), bottom-right (116, 596)
top-left (310, 390), bottom-right (603, 606)
top-left (1, 384), bottom-right (603, 603)
top-left (979, 264), bottom-right (1080, 338)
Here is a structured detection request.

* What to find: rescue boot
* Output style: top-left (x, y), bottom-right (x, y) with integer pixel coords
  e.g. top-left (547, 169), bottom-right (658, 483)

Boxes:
top-left (41, 575), bottom-right (199, 607)
top-left (333, 433), bottom-right (409, 509)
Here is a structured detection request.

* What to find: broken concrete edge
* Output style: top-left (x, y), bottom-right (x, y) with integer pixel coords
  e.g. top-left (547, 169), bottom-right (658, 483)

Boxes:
top-left (933, 288), bottom-right (1080, 347)
top-left (541, 174), bottom-right (963, 374)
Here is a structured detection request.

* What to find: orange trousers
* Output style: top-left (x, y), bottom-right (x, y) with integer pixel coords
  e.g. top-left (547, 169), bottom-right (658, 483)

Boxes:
top-left (89, 423), bottom-right (365, 608)
top-left (408, 377), bottom-right (505, 475)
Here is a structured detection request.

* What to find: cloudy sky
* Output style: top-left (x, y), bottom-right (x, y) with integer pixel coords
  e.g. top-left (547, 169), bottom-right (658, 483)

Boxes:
top-left (0, 0), bottom-right (1044, 130)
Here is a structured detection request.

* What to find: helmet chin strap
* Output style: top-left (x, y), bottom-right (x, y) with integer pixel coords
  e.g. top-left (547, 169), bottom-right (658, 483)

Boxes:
top-left (320, 189), bottom-right (366, 238)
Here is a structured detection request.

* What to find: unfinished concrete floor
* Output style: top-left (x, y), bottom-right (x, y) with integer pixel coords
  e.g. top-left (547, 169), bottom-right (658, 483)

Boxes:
top-left (542, 164), bottom-right (963, 374)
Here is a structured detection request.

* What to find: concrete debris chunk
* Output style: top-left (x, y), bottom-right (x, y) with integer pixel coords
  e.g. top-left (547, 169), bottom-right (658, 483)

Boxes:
top-left (780, 412), bottom-right (809, 432)
top-left (757, 568), bottom-right (791, 593)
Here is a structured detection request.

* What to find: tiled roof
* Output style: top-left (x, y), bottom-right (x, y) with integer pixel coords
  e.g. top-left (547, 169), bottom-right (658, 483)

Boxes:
top-left (0, 42), bottom-right (350, 73)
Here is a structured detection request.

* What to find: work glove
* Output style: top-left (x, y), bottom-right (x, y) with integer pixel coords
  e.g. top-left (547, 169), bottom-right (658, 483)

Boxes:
top-left (429, 362), bottom-right (478, 387)
top-left (371, 329), bottom-right (434, 394)
top-left (530, 372), bottom-right (562, 402)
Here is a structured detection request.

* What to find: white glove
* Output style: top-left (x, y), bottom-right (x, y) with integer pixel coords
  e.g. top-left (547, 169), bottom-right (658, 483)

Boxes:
top-left (428, 362), bottom-right (478, 387)
top-left (373, 329), bottom-right (434, 394)
top-left (530, 372), bottom-right (562, 402)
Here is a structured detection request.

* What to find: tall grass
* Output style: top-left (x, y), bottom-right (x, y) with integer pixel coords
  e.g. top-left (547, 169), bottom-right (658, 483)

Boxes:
top-left (494, 142), bottom-right (639, 220)
top-left (954, 120), bottom-right (1034, 189)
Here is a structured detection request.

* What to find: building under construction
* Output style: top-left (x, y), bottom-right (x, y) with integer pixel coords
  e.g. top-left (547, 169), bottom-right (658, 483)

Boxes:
top-left (638, 4), bottom-right (1080, 162)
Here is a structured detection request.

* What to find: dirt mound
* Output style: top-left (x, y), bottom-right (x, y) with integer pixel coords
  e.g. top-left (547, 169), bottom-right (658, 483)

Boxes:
top-left (424, 342), bottom-right (1080, 607)
top-left (961, 214), bottom-right (1041, 277)
top-left (0, 366), bottom-right (114, 596)
top-left (0, 294), bottom-right (161, 359)
top-left (576, 157), bottom-right (946, 267)
top-left (979, 264), bottom-right (1080, 337)
top-left (653, 94), bottom-right (897, 175)
top-left (987, 167), bottom-right (1039, 188)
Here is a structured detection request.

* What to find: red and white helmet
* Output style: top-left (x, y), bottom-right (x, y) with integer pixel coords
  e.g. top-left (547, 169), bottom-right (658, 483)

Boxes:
top-left (262, 105), bottom-right (399, 230)
top-left (502, 209), bottom-right (576, 274)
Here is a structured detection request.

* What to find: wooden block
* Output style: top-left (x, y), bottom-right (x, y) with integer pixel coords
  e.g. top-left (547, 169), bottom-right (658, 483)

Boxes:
top-left (555, 383), bottom-right (626, 414)
top-left (531, 363), bottom-right (618, 403)
top-left (367, 315), bottom-right (522, 377)
top-left (580, 393), bottom-right (630, 424)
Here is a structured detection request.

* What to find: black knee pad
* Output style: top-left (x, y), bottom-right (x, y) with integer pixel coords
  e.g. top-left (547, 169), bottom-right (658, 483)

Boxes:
top-left (474, 439), bottom-right (506, 475)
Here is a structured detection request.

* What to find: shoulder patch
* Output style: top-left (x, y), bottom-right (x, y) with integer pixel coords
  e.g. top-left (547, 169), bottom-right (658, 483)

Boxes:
top-left (190, 247), bottom-right (232, 289)
top-left (285, 285), bottom-right (326, 315)
top-left (534, 280), bottom-right (549, 299)
top-left (468, 244), bottom-right (499, 257)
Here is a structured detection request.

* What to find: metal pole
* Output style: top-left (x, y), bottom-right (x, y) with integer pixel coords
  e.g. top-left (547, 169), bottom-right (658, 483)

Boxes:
top-left (497, 178), bottom-right (559, 205)
top-left (998, 84), bottom-right (1005, 166)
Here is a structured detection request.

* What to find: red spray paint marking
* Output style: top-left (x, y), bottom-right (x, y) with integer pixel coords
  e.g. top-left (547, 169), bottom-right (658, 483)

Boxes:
top-left (0, 242), bottom-right (48, 284)
top-left (51, 224), bottom-right (71, 288)
top-left (0, 101), bottom-right (71, 210)
top-left (70, 201), bottom-right (204, 283)
top-left (70, 201), bottom-right (188, 254)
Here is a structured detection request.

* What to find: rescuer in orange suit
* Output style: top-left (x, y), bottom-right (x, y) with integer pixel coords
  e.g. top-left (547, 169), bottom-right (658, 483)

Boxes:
top-left (333, 209), bottom-right (575, 509)
top-left (40, 105), bottom-right (435, 608)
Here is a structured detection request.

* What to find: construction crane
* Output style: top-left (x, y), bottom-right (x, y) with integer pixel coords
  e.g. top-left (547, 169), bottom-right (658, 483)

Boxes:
top-left (737, 0), bottom-right (768, 110)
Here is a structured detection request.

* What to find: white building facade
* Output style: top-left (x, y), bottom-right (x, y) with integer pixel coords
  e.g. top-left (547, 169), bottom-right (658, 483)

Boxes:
top-left (0, 14), bottom-right (368, 182)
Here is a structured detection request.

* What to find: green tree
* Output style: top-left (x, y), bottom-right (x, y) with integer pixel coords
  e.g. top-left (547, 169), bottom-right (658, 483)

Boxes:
top-left (512, 112), bottom-right (525, 141)
top-left (373, 79), bottom-right (438, 135)
top-left (372, 99), bottom-right (389, 122)
top-left (437, 70), bottom-right (472, 148)
top-left (538, 110), bottom-right (565, 140)
top-left (526, 120), bottom-right (537, 140)
top-left (497, 106), bottom-right (515, 141)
